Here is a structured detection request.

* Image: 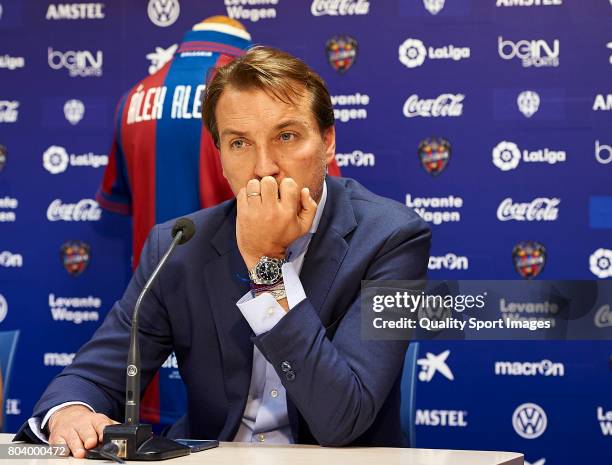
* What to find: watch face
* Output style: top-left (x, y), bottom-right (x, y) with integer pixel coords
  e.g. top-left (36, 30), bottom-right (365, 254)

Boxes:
top-left (256, 259), bottom-right (281, 284)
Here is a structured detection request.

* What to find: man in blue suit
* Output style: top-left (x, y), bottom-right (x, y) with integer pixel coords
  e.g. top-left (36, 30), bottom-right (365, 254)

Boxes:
top-left (16, 46), bottom-right (430, 456)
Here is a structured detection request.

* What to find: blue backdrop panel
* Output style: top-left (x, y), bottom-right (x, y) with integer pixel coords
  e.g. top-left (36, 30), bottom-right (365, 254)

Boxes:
top-left (0, 1), bottom-right (610, 464)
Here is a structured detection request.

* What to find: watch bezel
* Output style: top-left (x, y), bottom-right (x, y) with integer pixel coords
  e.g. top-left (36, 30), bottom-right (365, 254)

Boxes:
top-left (251, 256), bottom-right (286, 285)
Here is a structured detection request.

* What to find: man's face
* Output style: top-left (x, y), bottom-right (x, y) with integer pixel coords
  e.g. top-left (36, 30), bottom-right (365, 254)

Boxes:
top-left (215, 84), bottom-right (335, 203)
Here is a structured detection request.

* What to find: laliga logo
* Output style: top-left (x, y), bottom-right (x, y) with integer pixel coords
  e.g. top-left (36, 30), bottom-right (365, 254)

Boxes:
top-left (146, 44), bottom-right (178, 75)
top-left (492, 141), bottom-right (521, 171)
top-left (399, 39), bottom-right (427, 68)
top-left (147, 0), bottom-right (180, 27)
top-left (517, 90), bottom-right (540, 118)
top-left (43, 146), bottom-right (69, 174)
top-left (399, 38), bottom-right (470, 68)
top-left (64, 99), bottom-right (85, 125)
top-left (589, 248), bottom-right (612, 279)
top-left (512, 403), bottom-right (547, 439)
top-left (0, 294), bottom-right (7, 323)
top-left (423, 0), bottom-right (445, 15)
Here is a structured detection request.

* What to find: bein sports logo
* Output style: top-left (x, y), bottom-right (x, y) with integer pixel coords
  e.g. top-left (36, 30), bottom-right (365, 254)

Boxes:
top-left (64, 99), bottom-right (85, 125)
top-left (492, 141), bottom-right (566, 171)
top-left (146, 44), bottom-right (178, 75)
top-left (48, 47), bottom-right (103, 77)
top-left (512, 403), bottom-right (547, 439)
top-left (417, 350), bottom-right (454, 382)
top-left (596, 141), bottom-right (612, 165)
top-left (589, 248), bottom-right (612, 278)
top-left (517, 90), bottom-right (540, 118)
top-left (498, 36), bottom-right (559, 68)
top-left (423, 0), bottom-right (445, 15)
top-left (399, 38), bottom-right (470, 68)
top-left (148, 0), bottom-right (180, 27)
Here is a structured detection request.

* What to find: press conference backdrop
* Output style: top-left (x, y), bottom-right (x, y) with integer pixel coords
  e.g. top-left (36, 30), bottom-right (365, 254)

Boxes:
top-left (0, 0), bottom-right (611, 464)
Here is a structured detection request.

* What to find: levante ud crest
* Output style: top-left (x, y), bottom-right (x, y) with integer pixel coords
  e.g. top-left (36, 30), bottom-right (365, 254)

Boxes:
top-left (512, 241), bottom-right (546, 279)
top-left (61, 240), bottom-right (91, 276)
top-left (325, 35), bottom-right (358, 73)
top-left (418, 137), bottom-right (451, 176)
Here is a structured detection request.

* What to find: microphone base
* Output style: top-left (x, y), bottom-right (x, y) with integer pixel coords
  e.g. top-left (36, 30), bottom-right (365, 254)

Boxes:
top-left (85, 423), bottom-right (191, 461)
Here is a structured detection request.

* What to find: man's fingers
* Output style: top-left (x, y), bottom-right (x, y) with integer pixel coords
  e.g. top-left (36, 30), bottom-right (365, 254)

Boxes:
top-left (246, 179), bottom-right (262, 205)
top-left (92, 414), bottom-right (115, 441)
top-left (76, 423), bottom-right (99, 450)
top-left (279, 178), bottom-right (299, 211)
top-left (65, 430), bottom-right (86, 458)
top-left (260, 176), bottom-right (278, 205)
top-left (298, 187), bottom-right (317, 232)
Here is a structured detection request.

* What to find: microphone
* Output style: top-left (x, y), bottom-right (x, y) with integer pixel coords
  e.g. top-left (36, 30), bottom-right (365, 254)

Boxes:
top-left (87, 218), bottom-right (196, 461)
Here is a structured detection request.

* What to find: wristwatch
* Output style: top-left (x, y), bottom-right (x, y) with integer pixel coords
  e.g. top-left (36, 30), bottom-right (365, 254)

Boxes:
top-left (249, 256), bottom-right (287, 285)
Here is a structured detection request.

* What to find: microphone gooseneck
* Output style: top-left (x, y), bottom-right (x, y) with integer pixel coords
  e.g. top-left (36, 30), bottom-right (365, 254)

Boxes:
top-left (124, 218), bottom-right (196, 425)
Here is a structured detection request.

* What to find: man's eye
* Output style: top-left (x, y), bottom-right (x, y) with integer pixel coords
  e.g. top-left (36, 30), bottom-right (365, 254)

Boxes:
top-left (279, 132), bottom-right (296, 142)
top-left (230, 139), bottom-right (245, 149)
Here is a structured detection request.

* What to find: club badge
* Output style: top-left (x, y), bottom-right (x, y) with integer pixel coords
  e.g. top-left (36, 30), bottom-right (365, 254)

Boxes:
top-left (61, 240), bottom-right (91, 276)
top-left (418, 137), bottom-right (451, 176)
top-left (325, 35), bottom-right (358, 74)
top-left (512, 241), bottom-right (546, 279)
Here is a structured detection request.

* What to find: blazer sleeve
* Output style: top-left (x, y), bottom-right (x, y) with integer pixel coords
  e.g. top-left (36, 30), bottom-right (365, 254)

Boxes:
top-left (14, 226), bottom-right (174, 441)
top-left (252, 216), bottom-right (431, 446)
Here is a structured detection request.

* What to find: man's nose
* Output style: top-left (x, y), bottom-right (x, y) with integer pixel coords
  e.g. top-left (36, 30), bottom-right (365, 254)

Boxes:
top-left (253, 145), bottom-right (280, 179)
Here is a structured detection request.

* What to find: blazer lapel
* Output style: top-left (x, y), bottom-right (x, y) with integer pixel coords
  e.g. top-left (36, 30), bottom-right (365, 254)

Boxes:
top-left (300, 177), bottom-right (357, 317)
top-left (203, 202), bottom-right (253, 440)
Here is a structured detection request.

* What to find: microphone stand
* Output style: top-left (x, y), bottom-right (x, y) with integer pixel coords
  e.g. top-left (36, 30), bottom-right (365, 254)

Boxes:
top-left (87, 221), bottom-right (194, 461)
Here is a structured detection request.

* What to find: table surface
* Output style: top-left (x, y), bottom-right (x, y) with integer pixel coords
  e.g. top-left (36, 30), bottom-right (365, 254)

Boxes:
top-left (1, 433), bottom-right (523, 465)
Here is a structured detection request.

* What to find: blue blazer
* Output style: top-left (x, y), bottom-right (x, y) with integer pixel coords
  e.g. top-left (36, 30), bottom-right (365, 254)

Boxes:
top-left (16, 177), bottom-right (431, 447)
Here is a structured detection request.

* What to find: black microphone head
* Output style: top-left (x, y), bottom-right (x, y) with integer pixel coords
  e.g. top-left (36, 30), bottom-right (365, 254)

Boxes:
top-left (172, 218), bottom-right (196, 245)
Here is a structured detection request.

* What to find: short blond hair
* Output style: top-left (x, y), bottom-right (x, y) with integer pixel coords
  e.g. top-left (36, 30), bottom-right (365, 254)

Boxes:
top-left (203, 46), bottom-right (335, 147)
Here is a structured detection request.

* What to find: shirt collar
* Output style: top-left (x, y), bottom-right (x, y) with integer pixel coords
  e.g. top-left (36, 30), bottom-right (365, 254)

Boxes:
top-left (310, 179), bottom-right (327, 234)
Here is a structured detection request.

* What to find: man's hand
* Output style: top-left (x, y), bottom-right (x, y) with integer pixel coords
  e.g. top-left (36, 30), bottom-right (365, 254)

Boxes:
top-left (48, 405), bottom-right (117, 458)
top-left (236, 176), bottom-right (317, 269)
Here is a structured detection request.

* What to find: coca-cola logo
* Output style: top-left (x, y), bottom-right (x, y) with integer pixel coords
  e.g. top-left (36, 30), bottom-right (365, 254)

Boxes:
top-left (497, 198), bottom-right (560, 222)
top-left (311, 0), bottom-right (370, 16)
top-left (47, 199), bottom-right (101, 222)
top-left (594, 305), bottom-right (612, 328)
top-left (403, 94), bottom-right (464, 118)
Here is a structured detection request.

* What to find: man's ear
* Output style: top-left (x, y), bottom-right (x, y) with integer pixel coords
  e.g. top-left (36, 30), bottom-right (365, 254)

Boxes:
top-left (322, 125), bottom-right (336, 165)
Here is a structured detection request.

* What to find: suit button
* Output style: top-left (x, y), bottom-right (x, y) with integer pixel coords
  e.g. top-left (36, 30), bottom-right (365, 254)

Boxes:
top-left (280, 361), bottom-right (292, 372)
top-left (285, 370), bottom-right (296, 382)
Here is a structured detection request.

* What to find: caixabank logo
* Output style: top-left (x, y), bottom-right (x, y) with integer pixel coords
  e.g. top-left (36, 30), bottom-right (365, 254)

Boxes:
top-left (0, 100), bottom-right (19, 123)
top-left (417, 350), bottom-right (454, 382)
